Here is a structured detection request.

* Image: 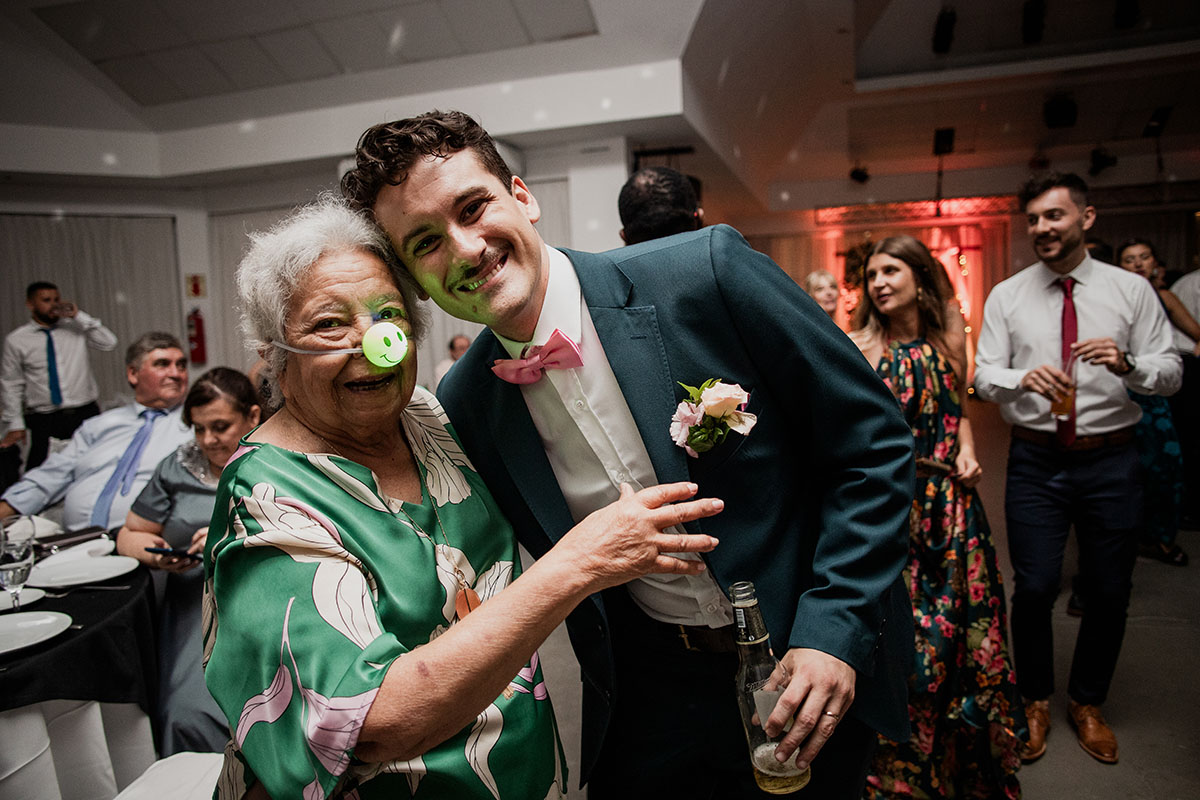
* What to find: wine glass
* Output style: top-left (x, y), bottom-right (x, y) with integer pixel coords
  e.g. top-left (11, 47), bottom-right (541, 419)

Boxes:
top-left (1, 515), bottom-right (36, 611)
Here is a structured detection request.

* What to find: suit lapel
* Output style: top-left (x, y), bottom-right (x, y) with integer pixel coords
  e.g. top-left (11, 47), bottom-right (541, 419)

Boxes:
top-left (479, 336), bottom-right (576, 542)
top-left (567, 249), bottom-right (691, 489)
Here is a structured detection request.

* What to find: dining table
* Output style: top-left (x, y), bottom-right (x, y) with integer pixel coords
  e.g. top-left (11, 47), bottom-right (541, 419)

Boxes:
top-left (0, 562), bottom-right (159, 800)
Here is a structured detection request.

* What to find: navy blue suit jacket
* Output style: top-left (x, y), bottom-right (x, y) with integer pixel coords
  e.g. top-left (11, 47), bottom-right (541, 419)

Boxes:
top-left (439, 225), bottom-right (915, 782)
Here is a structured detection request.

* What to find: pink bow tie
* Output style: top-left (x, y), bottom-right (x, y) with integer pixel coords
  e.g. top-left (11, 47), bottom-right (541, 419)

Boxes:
top-left (491, 329), bottom-right (583, 384)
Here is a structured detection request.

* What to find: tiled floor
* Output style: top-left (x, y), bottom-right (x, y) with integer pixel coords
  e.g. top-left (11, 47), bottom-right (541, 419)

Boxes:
top-left (527, 398), bottom-right (1200, 798)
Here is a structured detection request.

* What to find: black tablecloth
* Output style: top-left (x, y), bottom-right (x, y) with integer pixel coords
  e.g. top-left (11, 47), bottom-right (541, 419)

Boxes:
top-left (0, 566), bottom-right (157, 714)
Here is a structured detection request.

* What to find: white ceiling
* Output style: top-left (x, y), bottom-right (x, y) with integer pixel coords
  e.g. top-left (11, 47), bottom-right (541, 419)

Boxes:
top-left (2, 0), bottom-right (1199, 217)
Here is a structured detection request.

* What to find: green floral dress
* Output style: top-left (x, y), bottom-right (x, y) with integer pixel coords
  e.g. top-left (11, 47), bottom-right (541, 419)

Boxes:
top-left (865, 340), bottom-right (1025, 800)
top-left (202, 387), bottom-right (565, 799)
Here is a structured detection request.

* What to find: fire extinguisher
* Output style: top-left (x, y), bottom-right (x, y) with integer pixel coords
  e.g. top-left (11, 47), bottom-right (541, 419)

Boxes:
top-left (187, 307), bottom-right (207, 364)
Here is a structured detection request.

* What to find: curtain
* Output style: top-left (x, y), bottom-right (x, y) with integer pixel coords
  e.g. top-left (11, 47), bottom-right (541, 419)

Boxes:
top-left (0, 213), bottom-right (182, 408)
top-left (208, 208), bottom-right (296, 374)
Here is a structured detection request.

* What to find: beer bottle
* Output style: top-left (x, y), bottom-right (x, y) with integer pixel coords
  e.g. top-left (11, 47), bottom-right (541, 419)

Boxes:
top-left (730, 580), bottom-right (811, 794)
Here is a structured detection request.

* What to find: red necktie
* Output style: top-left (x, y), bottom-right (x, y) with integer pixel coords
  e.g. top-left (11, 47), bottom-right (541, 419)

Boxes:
top-left (491, 329), bottom-right (583, 384)
top-left (1057, 277), bottom-right (1077, 447)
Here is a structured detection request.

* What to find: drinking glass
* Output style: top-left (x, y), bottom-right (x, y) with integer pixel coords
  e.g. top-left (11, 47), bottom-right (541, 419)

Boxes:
top-left (1050, 354), bottom-right (1077, 420)
top-left (1, 515), bottom-right (36, 611)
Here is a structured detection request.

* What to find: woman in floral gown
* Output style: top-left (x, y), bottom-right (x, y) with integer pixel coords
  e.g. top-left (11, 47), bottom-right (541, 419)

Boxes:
top-left (203, 197), bottom-right (722, 799)
top-left (851, 235), bottom-right (1025, 799)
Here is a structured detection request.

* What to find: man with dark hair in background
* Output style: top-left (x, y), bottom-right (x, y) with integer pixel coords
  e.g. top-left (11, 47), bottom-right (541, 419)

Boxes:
top-left (1, 281), bottom-right (118, 483)
top-left (617, 165), bottom-right (704, 245)
top-left (0, 332), bottom-right (191, 530)
top-left (975, 172), bottom-right (1180, 766)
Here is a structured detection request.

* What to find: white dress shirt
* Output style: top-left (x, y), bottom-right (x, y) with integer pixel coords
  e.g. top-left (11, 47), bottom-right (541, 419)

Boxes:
top-left (1170, 270), bottom-right (1200, 353)
top-left (496, 245), bottom-right (733, 628)
top-left (2, 402), bottom-right (191, 529)
top-left (1, 311), bottom-right (118, 433)
top-left (974, 257), bottom-right (1182, 434)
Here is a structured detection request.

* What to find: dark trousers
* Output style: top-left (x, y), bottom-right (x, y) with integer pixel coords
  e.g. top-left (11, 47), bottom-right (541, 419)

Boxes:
top-left (587, 589), bottom-right (876, 800)
top-left (1168, 354), bottom-right (1199, 523)
top-left (1004, 437), bottom-right (1141, 706)
top-left (24, 401), bottom-right (100, 470)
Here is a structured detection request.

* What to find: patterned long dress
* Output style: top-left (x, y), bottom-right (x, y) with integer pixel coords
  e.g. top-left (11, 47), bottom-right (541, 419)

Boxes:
top-left (1128, 391), bottom-right (1184, 548)
top-left (202, 387), bottom-right (565, 799)
top-left (864, 339), bottom-right (1025, 800)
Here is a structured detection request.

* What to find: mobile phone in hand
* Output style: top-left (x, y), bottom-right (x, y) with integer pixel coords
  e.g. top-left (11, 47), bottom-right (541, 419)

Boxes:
top-left (144, 546), bottom-right (202, 561)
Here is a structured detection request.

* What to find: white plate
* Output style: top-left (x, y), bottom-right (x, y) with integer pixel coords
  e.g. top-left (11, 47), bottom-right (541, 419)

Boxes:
top-left (37, 539), bottom-right (116, 568)
top-left (27, 555), bottom-right (138, 588)
top-left (0, 588), bottom-right (45, 611)
top-left (0, 611), bottom-right (72, 654)
top-left (5, 515), bottom-right (64, 540)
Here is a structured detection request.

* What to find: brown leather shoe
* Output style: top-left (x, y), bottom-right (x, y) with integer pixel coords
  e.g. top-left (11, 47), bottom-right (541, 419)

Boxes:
top-left (1068, 701), bottom-right (1119, 763)
top-left (1022, 699), bottom-right (1050, 762)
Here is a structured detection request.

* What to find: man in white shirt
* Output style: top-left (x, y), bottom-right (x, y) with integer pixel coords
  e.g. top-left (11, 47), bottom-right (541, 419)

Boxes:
top-left (975, 173), bottom-right (1181, 766)
top-left (1168, 269), bottom-right (1200, 527)
top-left (345, 111), bottom-right (915, 800)
top-left (1, 281), bottom-right (118, 472)
top-left (0, 332), bottom-right (191, 530)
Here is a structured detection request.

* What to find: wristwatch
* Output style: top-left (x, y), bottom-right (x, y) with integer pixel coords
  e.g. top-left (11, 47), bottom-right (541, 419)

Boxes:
top-left (1121, 351), bottom-right (1136, 374)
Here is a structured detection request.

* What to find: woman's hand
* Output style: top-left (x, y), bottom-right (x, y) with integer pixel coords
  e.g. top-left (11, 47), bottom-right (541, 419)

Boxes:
top-left (954, 450), bottom-right (982, 487)
top-left (555, 482), bottom-right (722, 592)
top-left (188, 526), bottom-right (209, 559)
top-left (116, 513), bottom-right (202, 573)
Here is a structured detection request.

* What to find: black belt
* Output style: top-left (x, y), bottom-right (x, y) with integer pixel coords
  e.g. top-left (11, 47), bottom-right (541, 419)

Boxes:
top-left (1012, 425), bottom-right (1135, 452)
top-left (606, 591), bottom-right (736, 654)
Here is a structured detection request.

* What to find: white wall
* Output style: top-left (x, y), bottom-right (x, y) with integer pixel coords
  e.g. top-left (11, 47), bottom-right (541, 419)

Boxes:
top-left (524, 136), bottom-right (628, 253)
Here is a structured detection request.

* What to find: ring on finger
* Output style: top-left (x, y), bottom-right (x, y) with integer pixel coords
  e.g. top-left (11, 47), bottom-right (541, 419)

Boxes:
top-left (822, 711), bottom-right (840, 721)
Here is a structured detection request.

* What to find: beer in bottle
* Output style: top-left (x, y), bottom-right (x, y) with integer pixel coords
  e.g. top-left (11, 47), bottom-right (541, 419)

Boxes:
top-left (730, 580), bottom-right (811, 794)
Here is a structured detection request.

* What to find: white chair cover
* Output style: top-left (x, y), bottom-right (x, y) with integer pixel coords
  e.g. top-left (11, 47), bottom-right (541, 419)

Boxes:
top-left (113, 753), bottom-right (223, 800)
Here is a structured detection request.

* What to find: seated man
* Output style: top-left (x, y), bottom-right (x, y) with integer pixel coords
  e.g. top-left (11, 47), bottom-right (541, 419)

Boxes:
top-left (0, 332), bottom-right (191, 530)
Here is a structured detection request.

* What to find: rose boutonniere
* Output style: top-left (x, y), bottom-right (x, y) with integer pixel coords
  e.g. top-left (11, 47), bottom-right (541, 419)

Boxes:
top-left (670, 379), bottom-right (757, 458)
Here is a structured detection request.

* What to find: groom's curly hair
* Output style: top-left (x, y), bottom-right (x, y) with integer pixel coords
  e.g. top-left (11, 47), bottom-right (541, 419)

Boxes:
top-left (341, 110), bottom-right (514, 212)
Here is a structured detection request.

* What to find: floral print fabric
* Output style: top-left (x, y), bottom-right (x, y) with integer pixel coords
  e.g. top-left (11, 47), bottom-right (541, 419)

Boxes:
top-left (1129, 391), bottom-right (1184, 547)
top-left (202, 387), bottom-right (565, 799)
top-left (865, 340), bottom-right (1025, 800)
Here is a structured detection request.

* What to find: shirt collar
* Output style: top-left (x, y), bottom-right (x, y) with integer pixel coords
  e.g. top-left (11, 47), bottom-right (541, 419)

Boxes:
top-left (1038, 254), bottom-right (1096, 289)
top-left (495, 245), bottom-right (582, 358)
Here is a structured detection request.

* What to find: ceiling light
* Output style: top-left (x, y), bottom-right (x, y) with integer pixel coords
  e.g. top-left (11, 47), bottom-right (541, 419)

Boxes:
top-left (933, 127), bottom-right (955, 155)
top-left (1043, 94), bottom-right (1077, 129)
top-left (1113, 0), bottom-right (1139, 30)
top-left (1088, 146), bottom-right (1118, 177)
top-left (932, 7), bottom-right (956, 54)
top-left (1022, 0), bottom-right (1046, 44)
top-left (1142, 106), bottom-right (1172, 138)
top-left (849, 165), bottom-right (870, 184)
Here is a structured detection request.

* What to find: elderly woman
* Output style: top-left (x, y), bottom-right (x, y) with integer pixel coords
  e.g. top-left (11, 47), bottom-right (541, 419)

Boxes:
top-left (203, 196), bottom-right (722, 799)
top-left (802, 269), bottom-right (840, 320)
top-left (117, 367), bottom-right (261, 754)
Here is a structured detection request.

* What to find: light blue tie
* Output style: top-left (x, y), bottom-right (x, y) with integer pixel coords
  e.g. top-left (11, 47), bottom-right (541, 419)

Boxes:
top-left (42, 328), bottom-right (62, 406)
top-left (90, 408), bottom-right (166, 528)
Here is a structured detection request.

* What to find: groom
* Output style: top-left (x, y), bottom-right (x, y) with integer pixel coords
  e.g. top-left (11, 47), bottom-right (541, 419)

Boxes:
top-left (344, 111), bottom-right (915, 799)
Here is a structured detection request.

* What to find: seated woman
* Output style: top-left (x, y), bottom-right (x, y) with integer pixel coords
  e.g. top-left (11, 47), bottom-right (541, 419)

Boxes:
top-left (116, 367), bottom-right (261, 755)
top-left (203, 197), bottom-right (722, 799)
top-left (1116, 238), bottom-right (1198, 566)
top-left (850, 236), bottom-right (1025, 798)
top-left (802, 269), bottom-right (839, 320)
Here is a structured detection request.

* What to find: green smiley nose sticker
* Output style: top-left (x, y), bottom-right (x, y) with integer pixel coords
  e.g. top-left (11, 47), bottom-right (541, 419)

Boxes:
top-left (362, 321), bottom-right (409, 367)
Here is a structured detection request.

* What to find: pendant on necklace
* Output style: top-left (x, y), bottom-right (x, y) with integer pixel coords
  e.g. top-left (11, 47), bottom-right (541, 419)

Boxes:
top-left (455, 586), bottom-right (481, 619)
